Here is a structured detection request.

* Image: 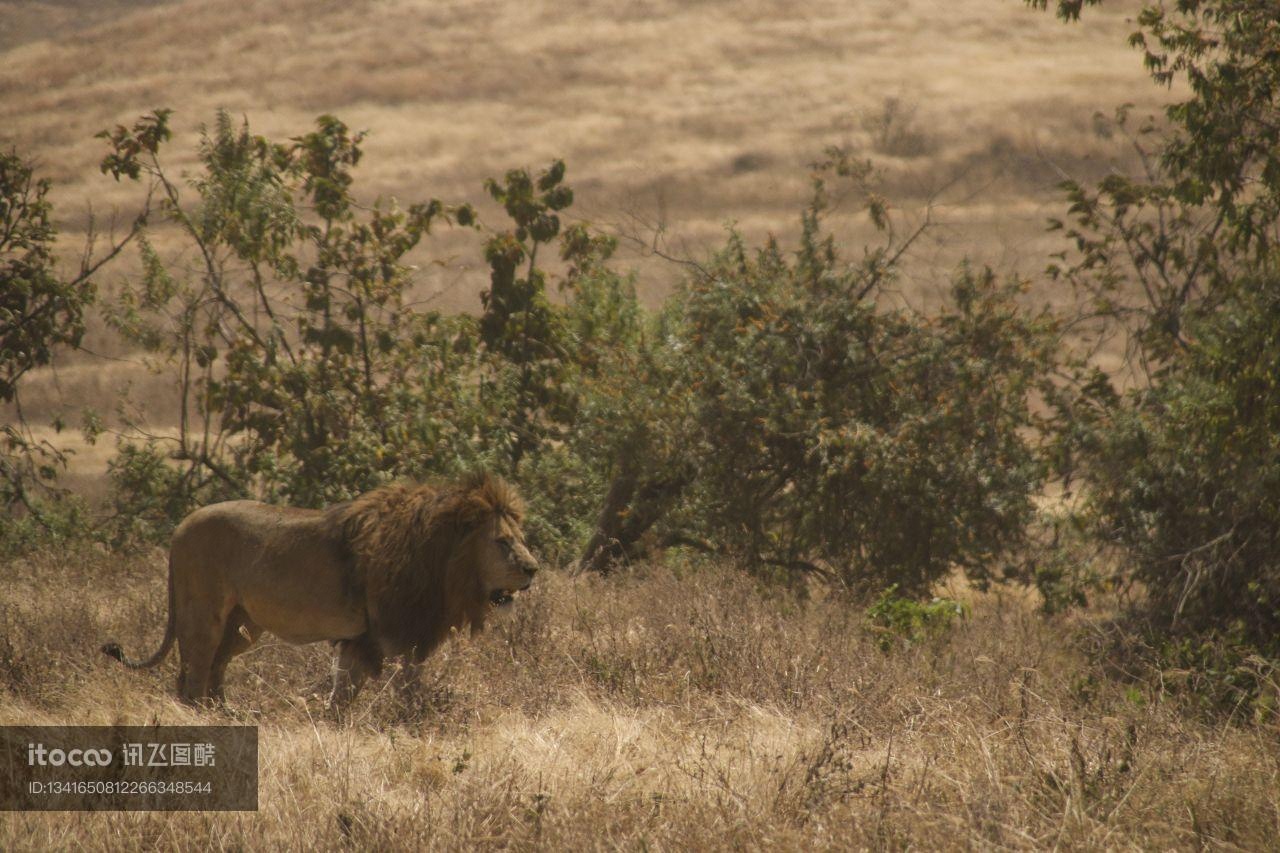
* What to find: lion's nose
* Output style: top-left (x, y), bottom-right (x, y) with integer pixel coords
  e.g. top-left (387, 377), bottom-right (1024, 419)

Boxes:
top-left (523, 562), bottom-right (539, 578)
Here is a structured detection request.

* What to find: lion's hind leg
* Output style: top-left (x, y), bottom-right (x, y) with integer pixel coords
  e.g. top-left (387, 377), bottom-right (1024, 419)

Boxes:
top-left (209, 607), bottom-right (261, 703)
top-left (176, 612), bottom-right (228, 706)
top-left (170, 556), bottom-right (239, 706)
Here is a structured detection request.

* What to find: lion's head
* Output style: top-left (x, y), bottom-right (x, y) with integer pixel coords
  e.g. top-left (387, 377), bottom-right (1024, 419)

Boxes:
top-left (335, 472), bottom-right (539, 658)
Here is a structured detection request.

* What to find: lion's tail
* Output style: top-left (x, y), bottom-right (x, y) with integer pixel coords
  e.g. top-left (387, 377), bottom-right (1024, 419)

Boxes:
top-left (101, 554), bottom-right (176, 669)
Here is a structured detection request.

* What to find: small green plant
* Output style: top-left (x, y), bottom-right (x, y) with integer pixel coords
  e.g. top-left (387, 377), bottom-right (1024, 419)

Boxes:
top-left (865, 585), bottom-right (967, 651)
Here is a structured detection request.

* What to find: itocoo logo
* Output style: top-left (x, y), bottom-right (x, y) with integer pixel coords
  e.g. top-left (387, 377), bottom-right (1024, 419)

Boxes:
top-left (27, 743), bottom-right (113, 767)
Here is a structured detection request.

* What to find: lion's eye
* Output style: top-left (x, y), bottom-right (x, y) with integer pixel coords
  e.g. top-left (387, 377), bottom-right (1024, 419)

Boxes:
top-left (496, 537), bottom-right (513, 553)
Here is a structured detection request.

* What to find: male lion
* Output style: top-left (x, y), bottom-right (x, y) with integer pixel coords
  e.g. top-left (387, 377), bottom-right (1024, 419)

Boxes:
top-left (102, 473), bottom-right (539, 708)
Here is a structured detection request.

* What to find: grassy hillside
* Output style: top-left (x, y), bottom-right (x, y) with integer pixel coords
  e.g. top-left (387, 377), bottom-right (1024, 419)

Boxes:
top-left (2, 0), bottom-right (1155, 287)
top-left (1, 0), bottom-right (1160, 465)
top-left (0, 1), bottom-right (175, 53)
top-left (1, 547), bottom-right (1276, 849)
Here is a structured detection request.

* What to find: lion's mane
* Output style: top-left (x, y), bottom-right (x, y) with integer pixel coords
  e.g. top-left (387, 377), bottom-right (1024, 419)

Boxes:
top-left (330, 472), bottom-right (525, 658)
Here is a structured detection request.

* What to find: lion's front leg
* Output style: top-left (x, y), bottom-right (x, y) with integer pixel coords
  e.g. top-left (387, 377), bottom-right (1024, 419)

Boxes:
top-left (326, 635), bottom-right (383, 716)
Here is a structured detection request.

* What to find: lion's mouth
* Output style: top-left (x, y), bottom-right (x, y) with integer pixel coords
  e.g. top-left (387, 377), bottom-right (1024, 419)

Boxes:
top-left (489, 589), bottom-right (516, 608)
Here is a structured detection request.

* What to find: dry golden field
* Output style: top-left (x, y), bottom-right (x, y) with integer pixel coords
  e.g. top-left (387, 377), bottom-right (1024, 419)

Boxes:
top-left (1, 0), bottom-right (1156, 292)
top-left (2, 546), bottom-right (1278, 850)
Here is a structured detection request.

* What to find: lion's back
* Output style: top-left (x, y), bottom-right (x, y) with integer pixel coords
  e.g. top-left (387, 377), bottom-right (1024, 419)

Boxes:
top-left (173, 500), bottom-right (326, 555)
top-left (169, 500), bottom-right (363, 642)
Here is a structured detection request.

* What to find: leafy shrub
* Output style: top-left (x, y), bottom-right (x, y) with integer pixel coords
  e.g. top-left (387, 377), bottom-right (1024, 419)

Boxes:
top-left (97, 111), bottom-right (650, 558)
top-left (631, 162), bottom-right (1059, 595)
top-left (0, 152), bottom-right (96, 407)
top-left (103, 441), bottom-right (242, 549)
top-left (677, 259), bottom-right (1053, 592)
top-left (0, 153), bottom-right (78, 526)
top-left (0, 495), bottom-right (93, 558)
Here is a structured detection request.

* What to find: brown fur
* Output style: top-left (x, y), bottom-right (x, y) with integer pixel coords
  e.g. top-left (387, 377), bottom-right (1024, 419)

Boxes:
top-left (102, 472), bottom-right (538, 706)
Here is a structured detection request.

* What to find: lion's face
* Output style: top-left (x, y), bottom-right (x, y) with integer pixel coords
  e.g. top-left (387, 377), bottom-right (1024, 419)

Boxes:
top-left (472, 512), bottom-right (539, 609)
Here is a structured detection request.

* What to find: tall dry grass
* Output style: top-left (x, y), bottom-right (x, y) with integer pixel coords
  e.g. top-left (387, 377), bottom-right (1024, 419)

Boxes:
top-left (1, 547), bottom-right (1276, 850)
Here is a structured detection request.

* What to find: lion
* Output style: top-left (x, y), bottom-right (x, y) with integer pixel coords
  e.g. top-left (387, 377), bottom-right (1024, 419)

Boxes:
top-left (101, 472), bottom-right (539, 708)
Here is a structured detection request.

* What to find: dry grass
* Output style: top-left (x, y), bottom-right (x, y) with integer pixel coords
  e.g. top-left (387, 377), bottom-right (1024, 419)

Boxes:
top-left (1, 548), bottom-right (1277, 850)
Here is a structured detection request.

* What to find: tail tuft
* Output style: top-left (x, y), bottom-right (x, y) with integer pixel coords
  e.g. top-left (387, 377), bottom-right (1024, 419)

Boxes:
top-left (101, 642), bottom-right (124, 661)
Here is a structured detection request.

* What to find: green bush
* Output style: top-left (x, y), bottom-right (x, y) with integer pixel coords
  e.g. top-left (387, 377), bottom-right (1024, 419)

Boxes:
top-left (571, 161), bottom-right (1059, 595)
top-left (0, 495), bottom-right (94, 558)
top-left (678, 260), bottom-right (1054, 592)
top-left (96, 111), bottom-right (650, 559)
top-left (645, 170), bottom-right (1057, 594)
top-left (0, 151), bottom-right (89, 408)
